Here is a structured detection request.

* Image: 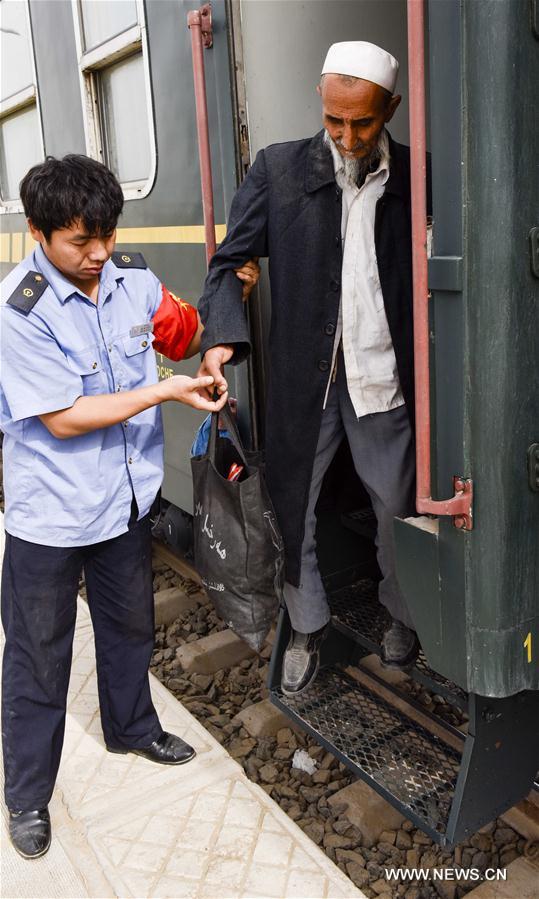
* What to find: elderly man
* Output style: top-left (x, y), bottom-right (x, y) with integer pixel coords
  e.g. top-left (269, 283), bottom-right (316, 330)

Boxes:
top-left (199, 42), bottom-right (425, 695)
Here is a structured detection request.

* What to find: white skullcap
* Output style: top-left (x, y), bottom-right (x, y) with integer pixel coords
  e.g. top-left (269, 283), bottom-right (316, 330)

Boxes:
top-left (321, 41), bottom-right (399, 94)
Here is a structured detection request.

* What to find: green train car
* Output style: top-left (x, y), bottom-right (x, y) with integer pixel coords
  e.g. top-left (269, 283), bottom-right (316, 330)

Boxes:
top-left (1, 0), bottom-right (537, 846)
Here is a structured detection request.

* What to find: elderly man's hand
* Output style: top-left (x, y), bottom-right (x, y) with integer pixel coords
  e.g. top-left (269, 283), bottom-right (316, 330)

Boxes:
top-left (197, 345), bottom-right (234, 398)
top-left (235, 258), bottom-right (260, 301)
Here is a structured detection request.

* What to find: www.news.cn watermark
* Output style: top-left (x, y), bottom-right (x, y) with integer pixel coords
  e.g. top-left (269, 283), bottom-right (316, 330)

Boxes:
top-left (384, 867), bottom-right (508, 883)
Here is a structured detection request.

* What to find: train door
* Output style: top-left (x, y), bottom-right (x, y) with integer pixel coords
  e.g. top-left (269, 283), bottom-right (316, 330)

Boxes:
top-left (227, 0), bottom-right (420, 585)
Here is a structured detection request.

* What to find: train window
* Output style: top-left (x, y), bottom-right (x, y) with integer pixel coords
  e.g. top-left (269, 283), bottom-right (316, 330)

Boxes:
top-left (99, 53), bottom-right (150, 184)
top-left (73, 0), bottom-right (156, 199)
top-left (0, 106), bottom-right (41, 201)
top-left (79, 0), bottom-right (138, 52)
top-left (1, 0), bottom-right (33, 98)
top-left (0, 0), bottom-right (44, 208)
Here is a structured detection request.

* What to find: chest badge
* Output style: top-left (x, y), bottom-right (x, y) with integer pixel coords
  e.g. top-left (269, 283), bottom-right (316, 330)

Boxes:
top-left (130, 322), bottom-right (154, 338)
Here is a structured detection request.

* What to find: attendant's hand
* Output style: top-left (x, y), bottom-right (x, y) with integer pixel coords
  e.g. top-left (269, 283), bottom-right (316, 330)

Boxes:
top-left (235, 257), bottom-right (260, 301)
top-left (159, 375), bottom-right (228, 411)
top-left (197, 345), bottom-right (234, 398)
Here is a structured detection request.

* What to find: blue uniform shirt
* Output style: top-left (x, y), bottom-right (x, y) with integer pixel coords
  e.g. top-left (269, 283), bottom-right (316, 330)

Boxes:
top-left (0, 244), bottom-right (165, 546)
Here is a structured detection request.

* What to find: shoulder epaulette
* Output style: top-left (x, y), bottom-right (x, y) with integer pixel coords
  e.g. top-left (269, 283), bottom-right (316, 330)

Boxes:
top-left (6, 270), bottom-right (49, 315)
top-left (111, 251), bottom-right (147, 269)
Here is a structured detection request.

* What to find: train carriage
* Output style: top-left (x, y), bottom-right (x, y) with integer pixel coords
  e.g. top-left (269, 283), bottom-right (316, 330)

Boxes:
top-left (0, 0), bottom-right (537, 847)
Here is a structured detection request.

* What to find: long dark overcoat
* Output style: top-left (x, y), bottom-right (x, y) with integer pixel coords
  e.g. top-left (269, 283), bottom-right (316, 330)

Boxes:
top-left (199, 129), bottom-right (423, 586)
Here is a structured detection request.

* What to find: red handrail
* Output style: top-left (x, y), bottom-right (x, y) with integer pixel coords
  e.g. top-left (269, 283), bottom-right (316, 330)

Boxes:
top-left (407, 0), bottom-right (473, 529)
top-left (187, 4), bottom-right (216, 265)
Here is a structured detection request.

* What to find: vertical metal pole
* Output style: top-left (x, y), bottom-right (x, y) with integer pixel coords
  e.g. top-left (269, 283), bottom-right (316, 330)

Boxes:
top-left (188, 6), bottom-right (216, 264)
top-left (407, 0), bottom-right (473, 526)
top-left (407, 0), bottom-right (430, 507)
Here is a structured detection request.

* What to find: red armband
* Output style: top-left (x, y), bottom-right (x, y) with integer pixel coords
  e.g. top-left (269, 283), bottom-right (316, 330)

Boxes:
top-left (152, 285), bottom-right (199, 361)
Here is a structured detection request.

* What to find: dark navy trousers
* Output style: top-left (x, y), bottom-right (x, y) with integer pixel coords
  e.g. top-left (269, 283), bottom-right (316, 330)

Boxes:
top-left (1, 512), bottom-right (162, 812)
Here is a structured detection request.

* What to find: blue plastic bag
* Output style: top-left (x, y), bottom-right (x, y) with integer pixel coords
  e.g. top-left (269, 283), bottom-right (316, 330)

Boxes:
top-left (191, 414), bottom-right (230, 457)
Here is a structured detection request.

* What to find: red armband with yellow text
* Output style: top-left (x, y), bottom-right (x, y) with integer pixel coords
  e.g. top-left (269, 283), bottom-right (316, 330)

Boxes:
top-left (152, 285), bottom-right (199, 361)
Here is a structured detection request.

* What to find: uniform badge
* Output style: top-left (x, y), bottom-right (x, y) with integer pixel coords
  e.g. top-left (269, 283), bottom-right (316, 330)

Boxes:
top-left (130, 322), bottom-right (154, 338)
top-left (6, 271), bottom-right (49, 315)
top-left (111, 251), bottom-right (147, 269)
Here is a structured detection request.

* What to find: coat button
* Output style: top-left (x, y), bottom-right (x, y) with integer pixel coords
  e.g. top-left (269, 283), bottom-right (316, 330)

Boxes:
top-left (335, 187), bottom-right (341, 200)
top-left (330, 279), bottom-right (340, 291)
top-left (91, 362), bottom-right (98, 369)
top-left (335, 236), bottom-right (341, 246)
top-left (318, 359), bottom-right (329, 372)
top-left (325, 323), bottom-right (336, 336)
top-left (141, 340), bottom-right (148, 348)
top-left (128, 457), bottom-right (133, 464)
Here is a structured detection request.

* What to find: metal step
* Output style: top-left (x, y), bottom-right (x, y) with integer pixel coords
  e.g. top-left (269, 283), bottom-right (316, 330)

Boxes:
top-left (328, 579), bottom-right (469, 711)
top-left (272, 665), bottom-right (462, 841)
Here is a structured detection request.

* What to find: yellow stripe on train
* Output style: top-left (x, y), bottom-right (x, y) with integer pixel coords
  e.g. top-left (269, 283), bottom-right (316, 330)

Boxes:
top-left (0, 225), bottom-right (228, 264)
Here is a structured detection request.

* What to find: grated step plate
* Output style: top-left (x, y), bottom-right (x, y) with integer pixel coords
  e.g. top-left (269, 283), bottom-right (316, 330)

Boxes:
top-left (273, 666), bottom-right (462, 839)
top-left (328, 580), bottom-right (469, 710)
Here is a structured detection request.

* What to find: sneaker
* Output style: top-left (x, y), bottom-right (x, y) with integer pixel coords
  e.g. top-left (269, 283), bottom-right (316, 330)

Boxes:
top-left (281, 623), bottom-right (329, 696)
top-left (381, 618), bottom-right (420, 670)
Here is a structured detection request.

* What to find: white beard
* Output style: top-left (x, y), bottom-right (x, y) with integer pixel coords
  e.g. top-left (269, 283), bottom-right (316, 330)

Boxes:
top-left (341, 155), bottom-right (361, 184)
top-left (324, 130), bottom-right (382, 186)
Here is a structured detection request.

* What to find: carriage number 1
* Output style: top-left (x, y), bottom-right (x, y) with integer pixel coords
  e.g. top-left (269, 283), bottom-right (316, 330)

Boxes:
top-left (523, 632), bottom-right (532, 664)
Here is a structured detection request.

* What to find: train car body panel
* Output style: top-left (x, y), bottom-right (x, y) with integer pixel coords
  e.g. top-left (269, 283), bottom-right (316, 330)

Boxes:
top-left (464, 0), bottom-right (538, 697)
top-left (395, 0), bottom-right (539, 698)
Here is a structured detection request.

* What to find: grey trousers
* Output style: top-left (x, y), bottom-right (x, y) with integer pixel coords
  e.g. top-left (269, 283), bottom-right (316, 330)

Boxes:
top-left (283, 358), bottom-right (416, 634)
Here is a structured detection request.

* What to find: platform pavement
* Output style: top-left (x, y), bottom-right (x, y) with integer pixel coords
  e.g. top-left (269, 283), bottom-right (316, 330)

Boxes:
top-left (0, 517), bottom-right (364, 899)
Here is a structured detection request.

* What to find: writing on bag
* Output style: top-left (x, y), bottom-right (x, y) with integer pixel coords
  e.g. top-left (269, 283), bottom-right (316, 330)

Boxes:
top-left (194, 502), bottom-right (227, 560)
top-left (201, 579), bottom-right (225, 592)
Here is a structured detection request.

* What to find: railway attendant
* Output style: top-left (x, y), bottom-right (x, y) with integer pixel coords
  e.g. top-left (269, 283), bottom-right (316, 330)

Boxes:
top-left (198, 42), bottom-right (429, 695)
top-left (0, 154), bottom-right (258, 859)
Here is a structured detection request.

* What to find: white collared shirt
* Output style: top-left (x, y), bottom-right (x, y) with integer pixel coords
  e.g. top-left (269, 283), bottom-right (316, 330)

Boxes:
top-left (324, 130), bottom-right (405, 417)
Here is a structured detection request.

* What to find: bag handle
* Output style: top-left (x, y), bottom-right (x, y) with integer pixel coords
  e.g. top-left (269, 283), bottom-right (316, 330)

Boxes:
top-left (208, 401), bottom-right (248, 467)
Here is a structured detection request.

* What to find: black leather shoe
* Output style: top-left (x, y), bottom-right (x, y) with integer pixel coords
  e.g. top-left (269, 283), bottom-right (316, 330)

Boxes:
top-left (107, 731), bottom-right (196, 765)
top-left (381, 618), bottom-right (420, 670)
top-left (9, 807), bottom-right (51, 859)
top-left (281, 623), bottom-right (329, 697)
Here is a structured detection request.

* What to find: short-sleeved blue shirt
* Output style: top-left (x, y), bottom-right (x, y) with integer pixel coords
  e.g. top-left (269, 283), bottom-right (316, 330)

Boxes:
top-left (0, 244), bottom-right (165, 546)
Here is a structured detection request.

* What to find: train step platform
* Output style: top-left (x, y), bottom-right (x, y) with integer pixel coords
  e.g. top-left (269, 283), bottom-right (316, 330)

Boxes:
top-left (269, 578), bottom-right (470, 846)
top-left (268, 579), bottom-right (539, 849)
top-left (0, 522), bottom-right (362, 899)
top-left (328, 577), bottom-right (468, 711)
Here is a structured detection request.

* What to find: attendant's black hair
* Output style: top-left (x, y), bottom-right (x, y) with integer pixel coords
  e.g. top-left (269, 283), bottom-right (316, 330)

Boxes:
top-left (20, 154), bottom-right (124, 240)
